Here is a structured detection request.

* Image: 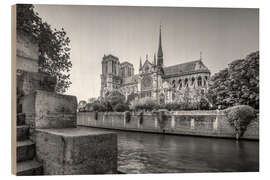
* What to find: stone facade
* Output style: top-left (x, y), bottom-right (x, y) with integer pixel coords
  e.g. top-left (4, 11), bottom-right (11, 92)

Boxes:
top-left (100, 27), bottom-right (211, 103)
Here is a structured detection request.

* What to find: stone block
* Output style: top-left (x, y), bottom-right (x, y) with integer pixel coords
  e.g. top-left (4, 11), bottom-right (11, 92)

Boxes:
top-left (17, 70), bottom-right (57, 97)
top-left (17, 125), bottom-right (30, 141)
top-left (17, 113), bottom-right (25, 125)
top-left (17, 140), bottom-right (36, 162)
top-left (17, 160), bottom-right (43, 176)
top-left (35, 128), bottom-right (117, 175)
top-left (20, 90), bottom-right (77, 129)
top-left (16, 31), bottom-right (39, 72)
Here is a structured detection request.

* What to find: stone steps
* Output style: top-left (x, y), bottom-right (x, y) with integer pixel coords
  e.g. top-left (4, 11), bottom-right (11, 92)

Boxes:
top-left (17, 113), bottom-right (25, 126)
top-left (16, 160), bottom-right (43, 176)
top-left (17, 125), bottom-right (29, 141)
top-left (17, 140), bottom-right (35, 162)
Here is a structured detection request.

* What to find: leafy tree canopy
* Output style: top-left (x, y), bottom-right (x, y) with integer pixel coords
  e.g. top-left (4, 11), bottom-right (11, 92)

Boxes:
top-left (208, 51), bottom-right (259, 109)
top-left (105, 90), bottom-right (126, 108)
top-left (17, 4), bottom-right (72, 93)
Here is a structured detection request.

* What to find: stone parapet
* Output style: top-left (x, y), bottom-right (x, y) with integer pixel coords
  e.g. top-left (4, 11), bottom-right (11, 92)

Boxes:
top-left (35, 128), bottom-right (117, 175)
top-left (16, 30), bottom-right (39, 72)
top-left (77, 111), bottom-right (259, 140)
top-left (20, 90), bottom-right (77, 129)
top-left (17, 70), bottom-right (57, 97)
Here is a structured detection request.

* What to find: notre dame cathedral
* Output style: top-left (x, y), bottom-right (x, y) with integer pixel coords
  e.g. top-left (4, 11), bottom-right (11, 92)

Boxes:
top-left (100, 26), bottom-right (211, 104)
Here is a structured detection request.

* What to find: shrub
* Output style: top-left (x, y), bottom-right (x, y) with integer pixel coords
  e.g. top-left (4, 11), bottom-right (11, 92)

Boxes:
top-left (223, 105), bottom-right (256, 139)
top-left (198, 98), bottom-right (209, 110)
top-left (114, 103), bottom-right (129, 112)
top-left (130, 97), bottom-right (158, 111)
top-left (92, 102), bottom-right (106, 112)
top-left (106, 90), bottom-right (125, 108)
top-left (127, 92), bottom-right (139, 104)
top-left (102, 100), bottom-right (113, 112)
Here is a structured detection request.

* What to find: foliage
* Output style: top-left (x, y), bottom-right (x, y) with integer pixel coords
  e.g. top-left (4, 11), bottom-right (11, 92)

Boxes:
top-left (78, 100), bottom-right (87, 112)
top-left (92, 102), bottom-right (107, 112)
top-left (198, 98), bottom-right (211, 110)
top-left (130, 97), bottom-right (158, 111)
top-left (114, 103), bottom-right (130, 112)
top-left (129, 95), bottom-right (214, 111)
top-left (17, 4), bottom-right (72, 93)
top-left (224, 105), bottom-right (256, 138)
top-left (102, 100), bottom-right (113, 112)
top-left (208, 51), bottom-right (259, 109)
top-left (105, 90), bottom-right (126, 110)
top-left (126, 92), bottom-right (139, 104)
top-left (152, 99), bottom-right (213, 111)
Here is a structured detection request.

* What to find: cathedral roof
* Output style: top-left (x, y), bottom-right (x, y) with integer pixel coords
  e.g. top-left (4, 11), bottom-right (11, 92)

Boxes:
top-left (163, 60), bottom-right (210, 77)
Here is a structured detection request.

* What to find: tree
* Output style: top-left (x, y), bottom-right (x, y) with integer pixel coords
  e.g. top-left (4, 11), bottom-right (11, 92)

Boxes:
top-left (78, 100), bottom-right (87, 112)
top-left (105, 90), bottom-right (126, 109)
top-left (208, 51), bottom-right (259, 109)
top-left (17, 4), bottom-right (72, 93)
top-left (126, 92), bottom-right (138, 104)
top-left (224, 105), bottom-right (256, 139)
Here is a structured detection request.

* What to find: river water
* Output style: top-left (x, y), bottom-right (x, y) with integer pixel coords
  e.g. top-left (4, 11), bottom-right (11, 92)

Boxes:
top-left (85, 127), bottom-right (259, 173)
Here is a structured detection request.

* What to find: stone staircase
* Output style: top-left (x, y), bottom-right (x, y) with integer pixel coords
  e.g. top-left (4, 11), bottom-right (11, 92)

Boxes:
top-left (16, 112), bottom-right (43, 176)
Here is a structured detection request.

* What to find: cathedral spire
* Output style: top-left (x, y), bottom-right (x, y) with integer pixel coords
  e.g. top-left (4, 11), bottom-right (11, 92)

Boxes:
top-left (139, 56), bottom-right (142, 70)
top-left (157, 24), bottom-right (163, 66)
top-left (154, 53), bottom-right (156, 65)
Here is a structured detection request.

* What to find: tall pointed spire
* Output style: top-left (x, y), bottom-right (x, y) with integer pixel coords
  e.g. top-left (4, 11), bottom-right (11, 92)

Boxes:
top-left (154, 53), bottom-right (156, 65)
top-left (139, 56), bottom-right (142, 70)
top-left (157, 24), bottom-right (163, 67)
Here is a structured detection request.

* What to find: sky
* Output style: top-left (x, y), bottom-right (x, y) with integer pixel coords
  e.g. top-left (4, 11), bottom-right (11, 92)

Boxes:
top-left (34, 5), bottom-right (259, 102)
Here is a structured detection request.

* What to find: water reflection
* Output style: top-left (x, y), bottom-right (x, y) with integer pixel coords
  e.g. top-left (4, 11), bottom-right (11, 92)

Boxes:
top-left (118, 131), bottom-right (259, 173)
top-left (86, 127), bottom-right (259, 173)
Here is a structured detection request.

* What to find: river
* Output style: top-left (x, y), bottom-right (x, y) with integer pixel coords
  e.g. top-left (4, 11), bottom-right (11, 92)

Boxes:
top-left (85, 127), bottom-right (259, 174)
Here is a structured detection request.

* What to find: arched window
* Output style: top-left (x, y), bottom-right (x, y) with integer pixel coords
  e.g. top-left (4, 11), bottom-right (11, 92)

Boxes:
top-left (172, 80), bottom-right (176, 88)
top-left (105, 63), bottom-right (108, 74)
top-left (197, 76), bottom-right (202, 86)
top-left (204, 76), bottom-right (208, 86)
top-left (191, 77), bottom-right (195, 86)
top-left (178, 79), bottom-right (182, 89)
top-left (185, 78), bottom-right (189, 87)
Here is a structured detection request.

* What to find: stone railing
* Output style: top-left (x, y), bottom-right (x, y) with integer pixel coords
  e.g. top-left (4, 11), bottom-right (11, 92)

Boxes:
top-left (77, 110), bottom-right (259, 140)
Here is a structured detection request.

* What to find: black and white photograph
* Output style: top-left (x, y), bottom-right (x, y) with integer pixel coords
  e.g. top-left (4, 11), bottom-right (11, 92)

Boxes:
top-left (12, 3), bottom-right (259, 176)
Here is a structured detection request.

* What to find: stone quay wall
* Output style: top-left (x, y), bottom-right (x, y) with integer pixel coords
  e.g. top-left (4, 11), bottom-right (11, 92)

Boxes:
top-left (77, 111), bottom-right (259, 140)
